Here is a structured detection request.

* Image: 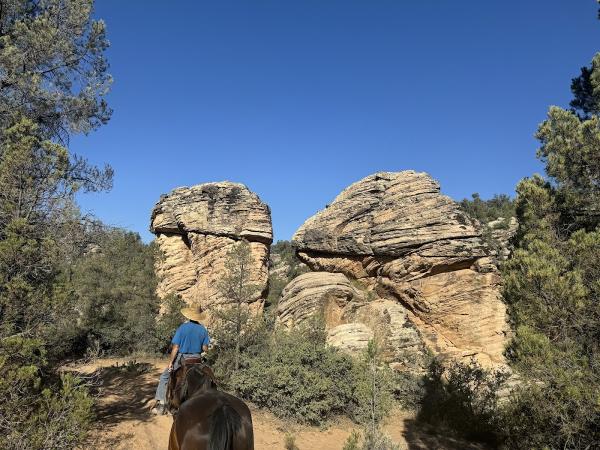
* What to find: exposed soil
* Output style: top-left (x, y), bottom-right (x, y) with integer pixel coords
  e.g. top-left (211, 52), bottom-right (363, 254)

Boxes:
top-left (65, 357), bottom-right (488, 450)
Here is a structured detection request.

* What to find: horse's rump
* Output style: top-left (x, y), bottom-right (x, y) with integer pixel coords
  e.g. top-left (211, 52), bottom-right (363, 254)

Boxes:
top-left (173, 392), bottom-right (253, 450)
top-left (168, 364), bottom-right (253, 450)
top-left (208, 403), bottom-right (241, 450)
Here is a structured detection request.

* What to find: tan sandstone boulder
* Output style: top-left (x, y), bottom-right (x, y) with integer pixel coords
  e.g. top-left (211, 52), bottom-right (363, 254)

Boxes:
top-left (150, 182), bottom-right (272, 315)
top-left (292, 171), bottom-right (510, 367)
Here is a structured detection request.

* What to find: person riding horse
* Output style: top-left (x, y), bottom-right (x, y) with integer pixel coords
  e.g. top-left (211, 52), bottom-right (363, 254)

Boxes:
top-left (152, 306), bottom-right (210, 415)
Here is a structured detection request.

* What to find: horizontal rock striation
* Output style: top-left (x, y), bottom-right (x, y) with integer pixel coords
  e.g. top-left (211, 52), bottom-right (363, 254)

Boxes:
top-left (151, 183), bottom-right (272, 244)
top-left (151, 182), bottom-right (272, 315)
top-left (276, 272), bottom-right (364, 329)
top-left (292, 171), bottom-right (509, 367)
top-left (276, 272), bottom-right (428, 370)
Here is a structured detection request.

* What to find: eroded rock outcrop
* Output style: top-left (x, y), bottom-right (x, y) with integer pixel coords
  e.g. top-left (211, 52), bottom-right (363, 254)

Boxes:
top-left (276, 272), bottom-right (428, 371)
top-left (291, 171), bottom-right (509, 367)
top-left (151, 182), bottom-right (272, 315)
top-left (277, 272), bottom-right (364, 328)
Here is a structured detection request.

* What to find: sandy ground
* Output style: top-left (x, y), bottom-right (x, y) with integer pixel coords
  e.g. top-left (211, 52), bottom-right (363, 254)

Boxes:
top-left (66, 357), bottom-right (487, 450)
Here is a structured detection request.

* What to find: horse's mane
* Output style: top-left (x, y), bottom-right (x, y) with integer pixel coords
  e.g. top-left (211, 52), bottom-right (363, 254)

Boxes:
top-left (179, 365), bottom-right (217, 403)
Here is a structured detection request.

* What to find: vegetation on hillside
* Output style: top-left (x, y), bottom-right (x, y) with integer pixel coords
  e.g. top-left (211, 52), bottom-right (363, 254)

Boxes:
top-left (0, 1), bottom-right (114, 448)
top-left (266, 240), bottom-right (308, 309)
top-left (208, 245), bottom-right (402, 432)
top-left (459, 193), bottom-right (515, 225)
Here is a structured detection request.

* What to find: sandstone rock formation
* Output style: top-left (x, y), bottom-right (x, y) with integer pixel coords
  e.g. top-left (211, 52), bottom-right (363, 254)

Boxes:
top-left (277, 272), bottom-right (428, 371)
top-left (291, 171), bottom-right (509, 367)
top-left (276, 272), bottom-right (364, 328)
top-left (150, 182), bottom-right (272, 316)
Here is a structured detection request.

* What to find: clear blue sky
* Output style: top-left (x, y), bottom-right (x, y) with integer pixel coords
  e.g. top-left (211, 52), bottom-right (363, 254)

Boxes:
top-left (72, 0), bottom-right (600, 243)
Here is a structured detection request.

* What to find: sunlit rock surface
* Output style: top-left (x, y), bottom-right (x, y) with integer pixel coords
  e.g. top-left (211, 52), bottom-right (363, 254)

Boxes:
top-left (291, 171), bottom-right (509, 367)
top-left (151, 182), bottom-right (272, 315)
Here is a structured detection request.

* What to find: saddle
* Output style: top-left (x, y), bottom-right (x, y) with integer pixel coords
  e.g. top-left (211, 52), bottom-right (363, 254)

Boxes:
top-left (181, 356), bottom-right (203, 369)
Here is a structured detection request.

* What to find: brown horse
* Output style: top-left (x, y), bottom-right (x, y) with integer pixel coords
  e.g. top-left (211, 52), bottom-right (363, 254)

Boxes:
top-left (166, 363), bottom-right (254, 450)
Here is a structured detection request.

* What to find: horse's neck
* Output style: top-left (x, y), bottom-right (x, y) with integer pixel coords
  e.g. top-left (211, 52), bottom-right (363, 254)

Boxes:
top-left (184, 369), bottom-right (216, 399)
top-left (191, 377), bottom-right (216, 396)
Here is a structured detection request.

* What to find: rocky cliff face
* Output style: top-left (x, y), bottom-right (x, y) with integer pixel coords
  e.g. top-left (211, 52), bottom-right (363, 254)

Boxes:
top-left (150, 182), bottom-right (272, 315)
top-left (290, 171), bottom-right (509, 367)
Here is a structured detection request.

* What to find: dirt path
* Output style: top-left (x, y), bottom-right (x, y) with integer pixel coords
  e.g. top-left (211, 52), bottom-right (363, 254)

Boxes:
top-left (67, 357), bottom-right (486, 450)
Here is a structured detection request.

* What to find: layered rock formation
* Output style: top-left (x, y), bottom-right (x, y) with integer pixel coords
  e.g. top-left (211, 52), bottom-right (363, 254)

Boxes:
top-left (277, 272), bottom-right (363, 328)
top-left (277, 272), bottom-right (428, 370)
top-left (291, 171), bottom-right (509, 367)
top-left (150, 182), bottom-right (272, 315)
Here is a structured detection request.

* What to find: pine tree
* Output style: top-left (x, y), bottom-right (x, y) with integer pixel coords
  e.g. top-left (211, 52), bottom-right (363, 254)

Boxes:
top-left (500, 48), bottom-right (600, 449)
top-left (216, 240), bottom-right (261, 372)
top-left (0, 0), bottom-right (112, 141)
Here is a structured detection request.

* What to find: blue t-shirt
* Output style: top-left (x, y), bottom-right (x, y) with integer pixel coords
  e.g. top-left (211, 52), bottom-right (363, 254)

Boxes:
top-left (171, 321), bottom-right (210, 354)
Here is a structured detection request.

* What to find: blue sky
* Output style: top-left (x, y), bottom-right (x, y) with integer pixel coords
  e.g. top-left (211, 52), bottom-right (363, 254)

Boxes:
top-left (72, 0), bottom-right (600, 243)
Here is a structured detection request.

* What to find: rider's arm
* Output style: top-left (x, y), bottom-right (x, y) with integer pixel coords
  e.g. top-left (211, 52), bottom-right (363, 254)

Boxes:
top-left (202, 329), bottom-right (210, 354)
top-left (168, 344), bottom-right (179, 370)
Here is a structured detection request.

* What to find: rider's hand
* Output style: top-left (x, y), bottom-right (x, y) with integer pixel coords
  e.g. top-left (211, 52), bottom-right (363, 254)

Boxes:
top-left (168, 362), bottom-right (174, 372)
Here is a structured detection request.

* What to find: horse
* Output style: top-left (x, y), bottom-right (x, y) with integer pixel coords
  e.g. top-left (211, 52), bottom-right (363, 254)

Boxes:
top-left (166, 361), bottom-right (254, 450)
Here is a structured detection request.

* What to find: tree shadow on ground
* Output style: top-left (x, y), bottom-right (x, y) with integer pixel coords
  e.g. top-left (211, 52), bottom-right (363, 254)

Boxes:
top-left (88, 361), bottom-right (158, 425)
top-left (87, 430), bottom-right (135, 450)
top-left (402, 418), bottom-right (492, 450)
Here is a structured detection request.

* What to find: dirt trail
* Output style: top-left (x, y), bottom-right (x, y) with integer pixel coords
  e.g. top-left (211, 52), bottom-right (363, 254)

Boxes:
top-left (68, 357), bottom-right (486, 450)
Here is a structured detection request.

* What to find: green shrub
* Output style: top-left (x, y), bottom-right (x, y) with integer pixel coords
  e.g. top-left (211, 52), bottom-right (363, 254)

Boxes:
top-left (343, 430), bottom-right (361, 450)
top-left (459, 193), bottom-right (516, 224)
top-left (228, 327), bottom-right (356, 425)
top-left (417, 358), bottom-right (508, 443)
top-left (343, 429), bottom-right (400, 450)
top-left (392, 370), bottom-right (426, 410)
top-left (0, 336), bottom-right (93, 450)
top-left (270, 240), bottom-right (310, 282)
top-left (284, 433), bottom-right (300, 450)
top-left (361, 428), bottom-right (401, 450)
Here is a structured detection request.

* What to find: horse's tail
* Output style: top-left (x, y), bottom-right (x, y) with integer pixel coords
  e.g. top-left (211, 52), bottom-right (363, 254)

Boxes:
top-left (208, 404), bottom-right (242, 450)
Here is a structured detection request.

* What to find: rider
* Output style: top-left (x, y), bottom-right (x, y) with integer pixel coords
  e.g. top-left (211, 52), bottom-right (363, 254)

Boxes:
top-left (152, 306), bottom-right (210, 415)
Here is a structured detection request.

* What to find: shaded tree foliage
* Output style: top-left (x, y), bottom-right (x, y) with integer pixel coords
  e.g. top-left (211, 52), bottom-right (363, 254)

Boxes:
top-left (570, 60), bottom-right (600, 119)
top-left (417, 359), bottom-right (508, 444)
top-left (0, 2), bottom-right (113, 448)
top-left (69, 229), bottom-right (163, 355)
top-left (0, 117), bottom-right (110, 338)
top-left (227, 323), bottom-right (357, 426)
top-left (0, 336), bottom-right (93, 450)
